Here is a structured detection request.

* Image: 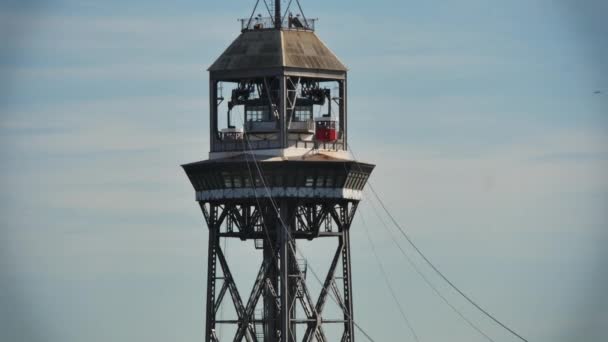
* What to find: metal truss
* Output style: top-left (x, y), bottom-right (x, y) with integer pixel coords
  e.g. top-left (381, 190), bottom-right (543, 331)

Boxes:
top-left (200, 199), bottom-right (359, 342)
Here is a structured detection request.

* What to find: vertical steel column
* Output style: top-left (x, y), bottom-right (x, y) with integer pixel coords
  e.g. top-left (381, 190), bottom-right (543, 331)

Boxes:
top-left (342, 227), bottom-right (355, 342)
top-left (275, 0), bottom-right (282, 29)
top-left (278, 200), bottom-right (296, 342)
top-left (209, 79), bottom-right (218, 152)
top-left (264, 214), bottom-right (278, 342)
top-left (205, 204), bottom-right (219, 342)
top-left (340, 77), bottom-right (348, 149)
top-left (279, 76), bottom-right (288, 149)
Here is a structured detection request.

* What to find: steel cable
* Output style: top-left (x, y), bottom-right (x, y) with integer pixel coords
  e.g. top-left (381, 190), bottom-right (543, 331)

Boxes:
top-left (359, 209), bottom-right (420, 342)
top-left (348, 144), bottom-right (529, 342)
top-left (362, 191), bottom-right (497, 342)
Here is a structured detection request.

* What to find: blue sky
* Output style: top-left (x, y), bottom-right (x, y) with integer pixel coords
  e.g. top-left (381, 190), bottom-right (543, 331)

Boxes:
top-left (1, 0), bottom-right (607, 341)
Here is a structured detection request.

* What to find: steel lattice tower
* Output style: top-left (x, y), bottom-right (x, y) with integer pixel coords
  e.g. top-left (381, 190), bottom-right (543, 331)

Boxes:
top-left (183, 2), bottom-right (374, 341)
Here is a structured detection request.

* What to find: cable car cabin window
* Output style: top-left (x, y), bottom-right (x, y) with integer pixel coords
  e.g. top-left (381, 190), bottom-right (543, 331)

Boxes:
top-left (254, 174), bottom-right (263, 188)
top-left (315, 120), bottom-right (338, 142)
top-left (305, 176), bottom-right (314, 187)
top-left (232, 174), bottom-right (242, 188)
top-left (246, 106), bottom-right (271, 122)
top-left (316, 175), bottom-right (325, 188)
top-left (325, 173), bottom-right (335, 187)
top-left (294, 106), bottom-right (313, 122)
top-left (222, 172), bottom-right (233, 188)
top-left (243, 174), bottom-right (252, 187)
top-left (316, 121), bottom-right (336, 129)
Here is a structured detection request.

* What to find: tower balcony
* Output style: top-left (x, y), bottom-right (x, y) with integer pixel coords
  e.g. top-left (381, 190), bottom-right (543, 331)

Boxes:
top-left (183, 156), bottom-right (374, 203)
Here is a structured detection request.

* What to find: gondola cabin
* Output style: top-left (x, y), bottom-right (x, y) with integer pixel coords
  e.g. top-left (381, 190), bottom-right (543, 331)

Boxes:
top-left (315, 117), bottom-right (338, 142)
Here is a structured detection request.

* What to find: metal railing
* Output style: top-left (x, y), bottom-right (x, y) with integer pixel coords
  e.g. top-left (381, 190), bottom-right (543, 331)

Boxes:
top-left (218, 131), bottom-right (244, 141)
top-left (215, 127), bottom-right (344, 152)
top-left (214, 139), bottom-right (282, 152)
top-left (213, 139), bottom-right (345, 153)
top-left (288, 120), bottom-right (315, 133)
top-left (245, 121), bottom-right (279, 133)
top-left (240, 16), bottom-right (317, 32)
top-left (288, 139), bottom-right (345, 151)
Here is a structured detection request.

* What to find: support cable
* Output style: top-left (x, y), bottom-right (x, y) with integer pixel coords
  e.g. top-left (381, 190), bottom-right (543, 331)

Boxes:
top-left (246, 0), bottom-right (261, 29)
top-left (295, 0), bottom-right (309, 26)
top-left (281, 0), bottom-right (294, 23)
top-left (262, 0), bottom-right (276, 24)
top-left (242, 148), bottom-right (300, 342)
top-left (348, 143), bottom-right (529, 342)
top-left (234, 108), bottom-right (377, 342)
top-left (236, 108), bottom-right (297, 341)
top-left (359, 209), bottom-right (420, 342)
top-left (362, 192), bottom-right (496, 342)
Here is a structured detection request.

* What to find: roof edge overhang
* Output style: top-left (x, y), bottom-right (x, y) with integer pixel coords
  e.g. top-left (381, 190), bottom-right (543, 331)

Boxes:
top-left (182, 158), bottom-right (376, 173)
top-left (182, 153), bottom-right (375, 170)
top-left (209, 67), bottom-right (346, 81)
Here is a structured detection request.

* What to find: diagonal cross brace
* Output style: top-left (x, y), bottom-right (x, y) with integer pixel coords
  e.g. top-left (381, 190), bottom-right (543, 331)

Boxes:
top-left (216, 247), bottom-right (256, 342)
top-left (330, 279), bottom-right (347, 313)
top-left (302, 240), bottom-right (344, 342)
top-left (286, 242), bottom-right (327, 342)
top-left (215, 281), bottom-right (230, 316)
top-left (234, 259), bottom-right (273, 342)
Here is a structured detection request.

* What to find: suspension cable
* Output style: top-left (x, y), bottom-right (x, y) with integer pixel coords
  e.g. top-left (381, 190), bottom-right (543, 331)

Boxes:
top-left (362, 190), bottom-right (497, 342)
top-left (348, 143), bottom-right (529, 342)
top-left (359, 209), bottom-right (420, 342)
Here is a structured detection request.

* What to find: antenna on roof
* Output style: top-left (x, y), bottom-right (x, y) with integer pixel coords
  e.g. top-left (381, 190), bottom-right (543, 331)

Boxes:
top-left (275, 0), bottom-right (281, 29)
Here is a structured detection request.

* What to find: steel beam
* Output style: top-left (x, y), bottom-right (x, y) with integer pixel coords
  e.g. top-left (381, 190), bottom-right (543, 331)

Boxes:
top-left (199, 199), bottom-right (361, 342)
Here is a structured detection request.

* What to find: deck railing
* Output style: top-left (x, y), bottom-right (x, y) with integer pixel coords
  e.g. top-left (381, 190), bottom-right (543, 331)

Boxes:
top-left (239, 16), bottom-right (317, 32)
top-left (288, 120), bottom-right (315, 133)
top-left (245, 121), bottom-right (279, 133)
top-left (213, 138), bottom-right (344, 153)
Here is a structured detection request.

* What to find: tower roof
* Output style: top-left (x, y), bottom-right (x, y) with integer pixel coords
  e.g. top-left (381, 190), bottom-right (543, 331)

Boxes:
top-left (208, 29), bottom-right (347, 73)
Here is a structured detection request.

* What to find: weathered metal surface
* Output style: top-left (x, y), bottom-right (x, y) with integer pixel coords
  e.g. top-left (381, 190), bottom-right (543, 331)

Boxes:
top-left (282, 30), bottom-right (347, 71)
top-left (208, 30), bottom-right (347, 73)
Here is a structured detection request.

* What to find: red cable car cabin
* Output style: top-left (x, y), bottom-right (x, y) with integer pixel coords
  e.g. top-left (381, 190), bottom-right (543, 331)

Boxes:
top-left (315, 118), bottom-right (338, 142)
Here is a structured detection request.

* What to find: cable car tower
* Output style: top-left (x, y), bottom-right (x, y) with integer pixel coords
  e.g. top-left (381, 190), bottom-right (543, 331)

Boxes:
top-left (183, 1), bottom-right (374, 341)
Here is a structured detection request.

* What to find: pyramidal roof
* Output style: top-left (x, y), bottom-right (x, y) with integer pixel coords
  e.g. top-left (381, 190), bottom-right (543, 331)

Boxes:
top-left (209, 29), bottom-right (347, 73)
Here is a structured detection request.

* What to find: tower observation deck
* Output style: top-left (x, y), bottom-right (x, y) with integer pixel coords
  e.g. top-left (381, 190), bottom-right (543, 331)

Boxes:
top-left (183, 1), bottom-right (374, 341)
